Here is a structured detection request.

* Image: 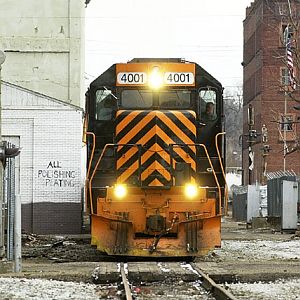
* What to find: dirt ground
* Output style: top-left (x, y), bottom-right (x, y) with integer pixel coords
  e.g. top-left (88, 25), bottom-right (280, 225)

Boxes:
top-left (0, 215), bottom-right (299, 285)
top-left (195, 216), bottom-right (300, 283)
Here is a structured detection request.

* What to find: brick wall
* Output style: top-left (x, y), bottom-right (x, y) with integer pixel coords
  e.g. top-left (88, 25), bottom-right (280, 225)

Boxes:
top-left (243, 0), bottom-right (300, 184)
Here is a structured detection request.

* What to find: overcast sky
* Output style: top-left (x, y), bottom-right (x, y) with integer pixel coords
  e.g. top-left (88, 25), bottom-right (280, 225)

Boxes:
top-left (85, 0), bottom-right (253, 92)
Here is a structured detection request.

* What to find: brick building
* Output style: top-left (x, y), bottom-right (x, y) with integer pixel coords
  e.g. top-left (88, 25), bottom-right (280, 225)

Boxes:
top-left (243, 0), bottom-right (300, 185)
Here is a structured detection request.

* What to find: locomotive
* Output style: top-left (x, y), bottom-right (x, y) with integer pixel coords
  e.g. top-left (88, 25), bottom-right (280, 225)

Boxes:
top-left (85, 58), bottom-right (226, 257)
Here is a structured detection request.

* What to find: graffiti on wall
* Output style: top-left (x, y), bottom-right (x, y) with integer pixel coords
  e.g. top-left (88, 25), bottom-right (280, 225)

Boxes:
top-left (37, 161), bottom-right (77, 188)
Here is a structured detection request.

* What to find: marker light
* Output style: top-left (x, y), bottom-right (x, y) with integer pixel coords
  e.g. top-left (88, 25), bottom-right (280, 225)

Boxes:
top-left (148, 66), bottom-right (163, 89)
top-left (184, 183), bottom-right (198, 199)
top-left (114, 184), bottom-right (127, 199)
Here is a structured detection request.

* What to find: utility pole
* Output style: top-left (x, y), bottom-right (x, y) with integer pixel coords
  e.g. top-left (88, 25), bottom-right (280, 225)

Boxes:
top-left (248, 104), bottom-right (255, 185)
top-left (0, 50), bottom-right (5, 257)
top-left (261, 124), bottom-right (270, 185)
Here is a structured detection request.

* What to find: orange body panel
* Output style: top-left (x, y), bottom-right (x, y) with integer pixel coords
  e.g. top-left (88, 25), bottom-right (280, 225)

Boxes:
top-left (91, 186), bottom-right (221, 256)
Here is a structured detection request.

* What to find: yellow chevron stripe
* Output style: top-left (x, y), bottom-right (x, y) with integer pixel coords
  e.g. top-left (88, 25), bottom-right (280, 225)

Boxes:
top-left (156, 111), bottom-right (195, 150)
top-left (116, 111), bottom-right (196, 183)
top-left (116, 112), bottom-right (156, 146)
top-left (148, 178), bottom-right (164, 187)
top-left (141, 160), bottom-right (171, 181)
top-left (170, 110), bottom-right (196, 135)
top-left (116, 110), bottom-right (141, 134)
top-left (117, 127), bottom-right (158, 181)
top-left (153, 126), bottom-right (196, 171)
top-left (117, 160), bottom-right (139, 183)
top-left (116, 146), bottom-right (138, 169)
top-left (141, 143), bottom-right (171, 165)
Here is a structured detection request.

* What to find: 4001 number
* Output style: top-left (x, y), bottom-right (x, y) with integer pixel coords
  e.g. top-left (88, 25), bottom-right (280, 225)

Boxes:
top-left (164, 72), bottom-right (194, 85)
top-left (117, 72), bottom-right (147, 85)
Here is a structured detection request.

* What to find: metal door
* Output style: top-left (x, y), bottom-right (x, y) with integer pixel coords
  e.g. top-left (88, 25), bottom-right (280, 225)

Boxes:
top-left (282, 180), bottom-right (298, 230)
top-left (247, 184), bottom-right (260, 223)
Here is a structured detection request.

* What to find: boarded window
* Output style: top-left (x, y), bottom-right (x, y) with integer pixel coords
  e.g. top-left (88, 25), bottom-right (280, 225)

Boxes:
top-left (278, 3), bottom-right (289, 16)
top-left (279, 113), bottom-right (297, 142)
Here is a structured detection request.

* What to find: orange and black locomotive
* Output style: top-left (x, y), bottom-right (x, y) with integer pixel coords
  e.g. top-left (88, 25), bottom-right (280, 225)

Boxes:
top-left (85, 58), bottom-right (226, 257)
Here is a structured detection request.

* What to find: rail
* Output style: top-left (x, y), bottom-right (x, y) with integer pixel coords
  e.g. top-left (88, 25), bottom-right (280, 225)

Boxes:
top-left (120, 263), bottom-right (133, 300)
top-left (192, 263), bottom-right (238, 300)
top-left (114, 262), bottom-right (237, 300)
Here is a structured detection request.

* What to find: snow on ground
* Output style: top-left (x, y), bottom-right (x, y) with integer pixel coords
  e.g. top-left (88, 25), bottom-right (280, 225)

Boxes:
top-left (215, 240), bottom-right (300, 261)
top-left (226, 278), bottom-right (300, 300)
top-left (0, 277), bottom-right (101, 300)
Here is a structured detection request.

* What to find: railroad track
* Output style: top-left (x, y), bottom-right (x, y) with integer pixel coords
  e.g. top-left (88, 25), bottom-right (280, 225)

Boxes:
top-left (95, 262), bottom-right (238, 300)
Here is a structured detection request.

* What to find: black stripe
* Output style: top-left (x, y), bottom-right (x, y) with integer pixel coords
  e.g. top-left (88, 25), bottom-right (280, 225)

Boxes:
top-left (142, 170), bottom-right (170, 186)
top-left (115, 110), bottom-right (136, 124)
top-left (117, 130), bottom-right (196, 178)
top-left (140, 152), bottom-right (171, 173)
top-left (117, 151), bottom-right (141, 172)
top-left (116, 120), bottom-right (156, 157)
top-left (156, 119), bottom-right (196, 158)
top-left (116, 144), bottom-right (146, 163)
top-left (167, 111), bottom-right (196, 140)
top-left (121, 169), bottom-right (139, 185)
top-left (140, 134), bottom-right (169, 152)
top-left (116, 111), bottom-right (152, 142)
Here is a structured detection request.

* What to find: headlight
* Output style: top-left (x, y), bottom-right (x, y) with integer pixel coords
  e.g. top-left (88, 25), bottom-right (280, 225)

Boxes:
top-left (114, 184), bottom-right (127, 199)
top-left (148, 66), bottom-right (163, 89)
top-left (184, 183), bottom-right (198, 199)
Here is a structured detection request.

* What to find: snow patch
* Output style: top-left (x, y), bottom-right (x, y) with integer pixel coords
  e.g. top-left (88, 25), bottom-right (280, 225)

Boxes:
top-left (0, 278), bottom-right (100, 300)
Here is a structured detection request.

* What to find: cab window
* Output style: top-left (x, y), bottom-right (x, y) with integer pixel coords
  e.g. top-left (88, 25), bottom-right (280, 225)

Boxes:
top-left (199, 89), bottom-right (217, 121)
top-left (95, 89), bottom-right (115, 121)
top-left (121, 90), bottom-right (152, 108)
top-left (159, 90), bottom-right (191, 108)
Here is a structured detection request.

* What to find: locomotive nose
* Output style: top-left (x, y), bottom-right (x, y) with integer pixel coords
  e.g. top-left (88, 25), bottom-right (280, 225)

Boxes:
top-left (115, 110), bottom-right (197, 187)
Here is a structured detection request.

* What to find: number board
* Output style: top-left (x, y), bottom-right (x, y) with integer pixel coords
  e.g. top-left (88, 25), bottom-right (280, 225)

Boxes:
top-left (116, 63), bottom-right (195, 86)
top-left (117, 72), bottom-right (147, 85)
top-left (164, 72), bottom-right (194, 85)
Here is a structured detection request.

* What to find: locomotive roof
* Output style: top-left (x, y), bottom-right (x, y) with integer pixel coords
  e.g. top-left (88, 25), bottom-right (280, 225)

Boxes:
top-left (89, 59), bottom-right (222, 91)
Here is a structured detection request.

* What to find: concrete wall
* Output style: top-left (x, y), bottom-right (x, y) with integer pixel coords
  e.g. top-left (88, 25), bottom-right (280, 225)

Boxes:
top-left (0, 0), bottom-right (85, 108)
top-left (2, 82), bottom-right (83, 234)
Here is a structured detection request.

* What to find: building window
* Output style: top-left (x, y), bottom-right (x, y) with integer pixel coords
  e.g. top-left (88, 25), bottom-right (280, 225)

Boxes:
top-left (280, 114), bottom-right (294, 131)
top-left (280, 67), bottom-right (289, 86)
top-left (280, 23), bottom-right (295, 47)
top-left (280, 66), bottom-right (297, 91)
top-left (278, 3), bottom-right (289, 16)
top-left (279, 113), bottom-right (297, 141)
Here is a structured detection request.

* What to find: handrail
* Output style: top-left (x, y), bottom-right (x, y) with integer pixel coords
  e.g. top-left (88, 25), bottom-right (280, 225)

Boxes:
top-left (86, 132), bottom-right (96, 180)
top-left (215, 132), bottom-right (228, 215)
top-left (88, 142), bottom-right (222, 215)
top-left (88, 143), bottom-right (114, 215)
top-left (88, 143), bottom-right (141, 215)
top-left (172, 143), bottom-right (222, 215)
top-left (198, 144), bottom-right (222, 215)
top-left (85, 132), bottom-right (96, 214)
